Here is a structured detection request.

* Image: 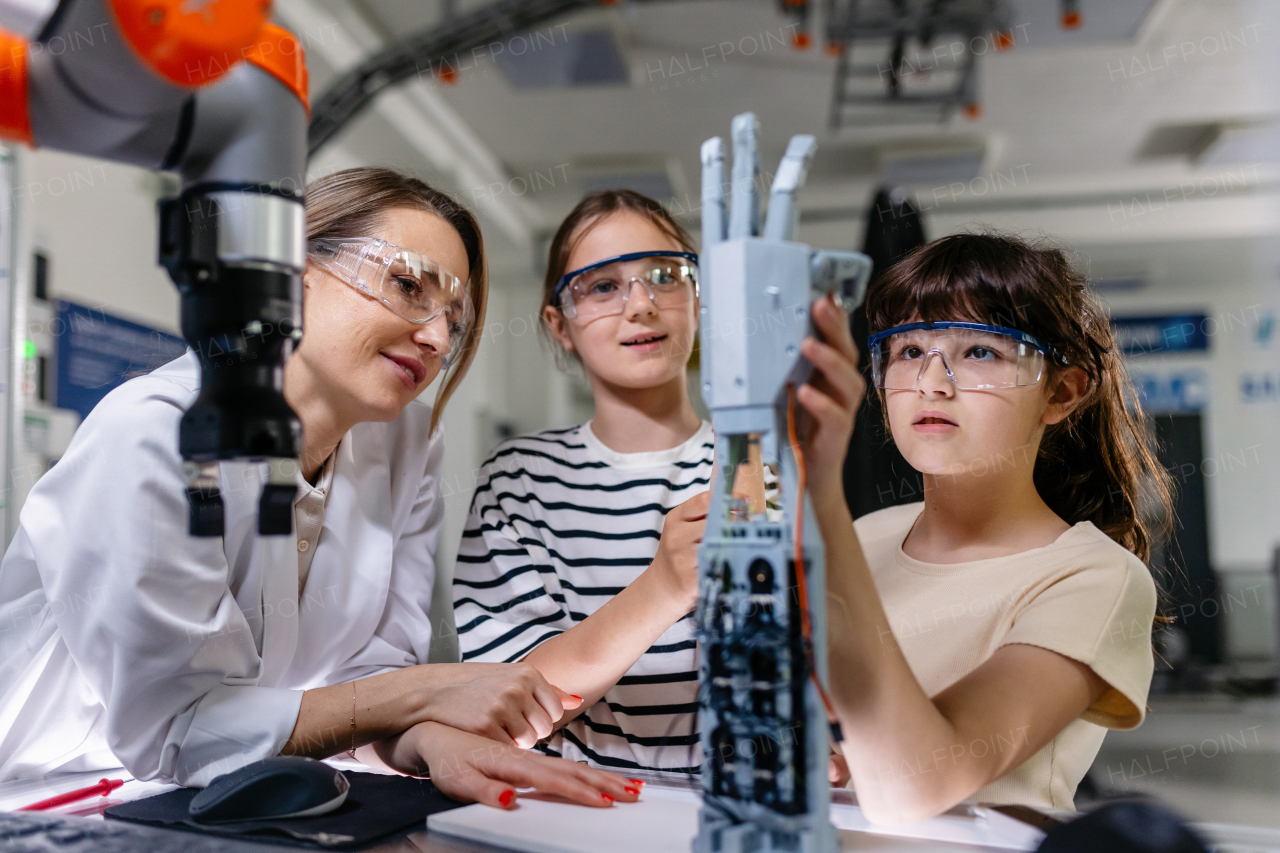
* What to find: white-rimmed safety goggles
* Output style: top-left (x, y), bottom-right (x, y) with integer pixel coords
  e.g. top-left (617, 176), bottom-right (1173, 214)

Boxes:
top-left (868, 321), bottom-right (1066, 391)
top-left (553, 251), bottom-right (699, 321)
top-left (308, 237), bottom-right (473, 367)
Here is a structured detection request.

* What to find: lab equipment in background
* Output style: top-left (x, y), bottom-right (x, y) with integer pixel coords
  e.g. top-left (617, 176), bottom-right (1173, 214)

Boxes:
top-left (694, 112), bottom-right (872, 853)
top-left (1037, 801), bottom-right (1210, 853)
top-left (0, 0), bottom-right (309, 537)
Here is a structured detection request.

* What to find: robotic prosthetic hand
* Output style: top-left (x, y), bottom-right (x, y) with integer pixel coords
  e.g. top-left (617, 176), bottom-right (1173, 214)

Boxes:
top-left (694, 113), bottom-right (871, 853)
top-left (0, 0), bottom-right (308, 536)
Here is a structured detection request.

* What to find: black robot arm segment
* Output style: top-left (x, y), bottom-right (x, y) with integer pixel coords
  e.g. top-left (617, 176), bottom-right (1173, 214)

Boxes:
top-left (161, 40), bottom-right (309, 537)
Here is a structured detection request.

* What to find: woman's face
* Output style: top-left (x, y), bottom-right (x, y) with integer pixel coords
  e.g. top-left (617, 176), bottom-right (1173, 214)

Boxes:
top-left (295, 206), bottom-right (470, 424)
top-left (543, 210), bottom-right (698, 391)
top-left (883, 321), bottom-right (1086, 485)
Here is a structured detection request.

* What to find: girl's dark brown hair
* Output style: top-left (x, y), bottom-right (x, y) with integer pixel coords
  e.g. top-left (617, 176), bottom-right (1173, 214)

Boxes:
top-left (306, 167), bottom-right (488, 435)
top-left (867, 232), bottom-right (1173, 563)
top-left (539, 189), bottom-right (696, 367)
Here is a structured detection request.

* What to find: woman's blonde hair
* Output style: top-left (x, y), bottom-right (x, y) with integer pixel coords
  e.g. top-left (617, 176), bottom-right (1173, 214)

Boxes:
top-left (305, 167), bottom-right (488, 434)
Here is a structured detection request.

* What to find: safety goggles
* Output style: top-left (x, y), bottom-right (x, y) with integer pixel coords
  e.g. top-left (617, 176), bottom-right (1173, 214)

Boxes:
top-left (553, 251), bottom-right (699, 321)
top-left (308, 237), bottom-right (474, 367)
top-left (868, 321), bottom-right (1065, 391)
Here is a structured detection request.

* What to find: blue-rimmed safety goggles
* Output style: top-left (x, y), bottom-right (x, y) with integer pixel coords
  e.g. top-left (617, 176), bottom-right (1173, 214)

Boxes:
top-left (868, 321), bottom-right (1067, 391)
top-left (553, 250), bottom-right (699, 320)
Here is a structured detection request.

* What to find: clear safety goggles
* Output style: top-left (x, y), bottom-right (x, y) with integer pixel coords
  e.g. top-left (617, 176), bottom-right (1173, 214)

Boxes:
top-left (553, 251), bottom-right (699, 321)
top-left (868, 321), bottom-right (1065, 391)
top-left (308, 237), bottom-right (474, 367)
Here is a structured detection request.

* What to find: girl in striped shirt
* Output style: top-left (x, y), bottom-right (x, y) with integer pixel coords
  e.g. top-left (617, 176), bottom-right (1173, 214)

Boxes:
top-left (453, 190), bottom-right (715, 775)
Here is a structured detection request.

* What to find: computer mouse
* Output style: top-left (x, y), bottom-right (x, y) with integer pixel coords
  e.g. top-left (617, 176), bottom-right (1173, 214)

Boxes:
top-left (188, 757), bottom-right (350, 823)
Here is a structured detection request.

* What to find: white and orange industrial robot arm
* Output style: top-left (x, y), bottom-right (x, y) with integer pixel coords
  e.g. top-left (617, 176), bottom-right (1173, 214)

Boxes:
top-left (0, 0), bottom-right (309, 537)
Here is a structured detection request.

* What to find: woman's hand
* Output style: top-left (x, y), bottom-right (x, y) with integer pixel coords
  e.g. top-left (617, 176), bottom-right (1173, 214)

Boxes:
top-left (647, 490), bottom-right (710, 614)
top-left (795, 293), bottom-right (864, 501)
top-left (387, 722), bottom-right (643, 809)
top-left (411, 662), bottom-right (582, 749)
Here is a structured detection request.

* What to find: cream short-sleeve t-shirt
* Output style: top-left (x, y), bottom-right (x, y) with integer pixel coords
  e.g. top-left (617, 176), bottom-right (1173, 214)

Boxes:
top-left (852, 502), bottom-right (1157, 810)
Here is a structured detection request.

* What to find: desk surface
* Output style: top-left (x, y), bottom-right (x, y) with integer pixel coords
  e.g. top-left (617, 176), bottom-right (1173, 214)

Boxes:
top-left (2, 769), bottom-right (1278, 853)
top-left (389, 828), bottom-right (1022, 853)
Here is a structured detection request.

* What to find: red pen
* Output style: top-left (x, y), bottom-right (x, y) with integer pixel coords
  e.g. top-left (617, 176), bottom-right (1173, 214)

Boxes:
top-left (17, 778), bottom-right (125, 811)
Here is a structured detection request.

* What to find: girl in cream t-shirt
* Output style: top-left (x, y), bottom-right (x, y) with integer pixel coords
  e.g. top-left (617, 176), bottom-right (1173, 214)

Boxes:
top-left (855, 502), bottom-right (1155, 809)
top-left (769, 232), bottom-right (1170, 824)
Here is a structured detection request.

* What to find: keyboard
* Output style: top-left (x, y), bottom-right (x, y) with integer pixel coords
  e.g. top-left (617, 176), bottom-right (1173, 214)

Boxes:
top-left (0, 810), bottom-right (278, 852)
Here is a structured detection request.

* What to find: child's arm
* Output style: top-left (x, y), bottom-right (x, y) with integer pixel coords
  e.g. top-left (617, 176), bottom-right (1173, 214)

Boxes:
top-left (800, 296), bottom-right (1107, 825)
top-left (817, 494), bottom-right (1106, 823)
top-left (521, 491), bottom-right (708, 727)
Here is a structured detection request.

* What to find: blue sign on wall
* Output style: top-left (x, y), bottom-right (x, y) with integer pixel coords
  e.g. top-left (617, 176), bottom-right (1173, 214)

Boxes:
top-left (1240, 371), bottom-right (1280, 404)
top-left (1129, 370), bottom-right (1209, 414)
top-left (53, 300), bottom-right (187, 421)
top-left (1111, 314), bottom-right (1210, 356)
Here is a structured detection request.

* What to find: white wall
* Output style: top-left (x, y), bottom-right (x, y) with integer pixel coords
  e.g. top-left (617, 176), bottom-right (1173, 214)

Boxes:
top-left (24, 151), bottom-right (179, 334)
top-left (1099, 260), bottom-right (1280, 574)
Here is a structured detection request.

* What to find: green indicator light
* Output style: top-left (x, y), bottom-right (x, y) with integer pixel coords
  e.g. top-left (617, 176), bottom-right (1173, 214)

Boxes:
top-left (23, 340), bottom-right (36, 359)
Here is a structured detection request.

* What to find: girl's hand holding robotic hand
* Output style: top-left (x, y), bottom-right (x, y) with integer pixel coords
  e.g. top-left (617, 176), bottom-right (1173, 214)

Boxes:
top-left (794, 293), bottom-right (865, 504)
top-left (649, 491), bottom-right (711, 616)
top-left (652, 294), bottom-right (864, 618)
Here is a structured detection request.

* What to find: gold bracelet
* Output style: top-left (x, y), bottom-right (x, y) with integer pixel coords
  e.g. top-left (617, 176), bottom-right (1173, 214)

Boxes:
top-left (347, 680), bottom-right (358, 760)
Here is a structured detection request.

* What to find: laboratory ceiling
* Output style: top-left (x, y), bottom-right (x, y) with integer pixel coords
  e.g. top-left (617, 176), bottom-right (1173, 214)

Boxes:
top-left (287, 0), bottom-right (1280, 283)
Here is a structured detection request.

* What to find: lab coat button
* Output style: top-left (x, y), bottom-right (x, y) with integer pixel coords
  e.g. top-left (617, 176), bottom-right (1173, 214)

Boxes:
top-left (298, 539), bottom-right (309, 552)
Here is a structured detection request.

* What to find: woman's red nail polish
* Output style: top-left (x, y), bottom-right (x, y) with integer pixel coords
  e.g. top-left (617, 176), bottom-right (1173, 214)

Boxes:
top-left (499, 790), bottom-right (515, 807)
top-left (602, 794), bottom-right (614, 804)
top-left (625, 787), bottom-right (639, 795)
top-left (628, 778), bottom-right (645, 786)
top-left (570, 695), bottom-right (583, 701)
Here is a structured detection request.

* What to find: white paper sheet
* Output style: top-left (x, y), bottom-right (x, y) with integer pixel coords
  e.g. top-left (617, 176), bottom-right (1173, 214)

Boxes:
top-left (427, 788), bottom-right (1046, 853)
top-left (428, 792), bottom-right (699, 853)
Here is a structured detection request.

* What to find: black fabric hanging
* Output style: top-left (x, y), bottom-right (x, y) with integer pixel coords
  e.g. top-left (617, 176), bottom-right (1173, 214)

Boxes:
top-left (843, 187), bottom-right (928, 520)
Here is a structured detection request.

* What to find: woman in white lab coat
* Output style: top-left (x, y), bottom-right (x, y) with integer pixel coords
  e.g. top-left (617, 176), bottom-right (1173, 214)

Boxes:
top-left (0, 168), bottom-right (637, 811)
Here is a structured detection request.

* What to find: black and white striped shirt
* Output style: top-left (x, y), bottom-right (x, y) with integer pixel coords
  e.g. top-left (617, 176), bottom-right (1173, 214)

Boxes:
top-left (452, 420), bottom-right (713, 774)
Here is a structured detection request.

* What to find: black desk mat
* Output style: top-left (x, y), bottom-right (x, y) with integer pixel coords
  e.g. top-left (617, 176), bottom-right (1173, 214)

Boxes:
top-left (105, 771), bottom-right (464, 850)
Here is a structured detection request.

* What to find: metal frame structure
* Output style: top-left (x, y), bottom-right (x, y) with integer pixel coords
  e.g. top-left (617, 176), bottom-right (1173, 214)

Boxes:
top-left (822, 0), bottom-right (1013, 128)
top-left (310, 0), bottom-right (688, 157)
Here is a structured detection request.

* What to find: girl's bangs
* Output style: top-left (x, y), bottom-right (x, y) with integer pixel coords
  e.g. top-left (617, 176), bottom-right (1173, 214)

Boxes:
top-left (870, 253), bottom-right (1034, 336)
